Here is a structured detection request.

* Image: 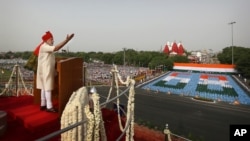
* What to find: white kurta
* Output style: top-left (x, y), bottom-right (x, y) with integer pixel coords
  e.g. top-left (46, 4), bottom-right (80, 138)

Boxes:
top-left (36, 43), bottom-right (56, 91)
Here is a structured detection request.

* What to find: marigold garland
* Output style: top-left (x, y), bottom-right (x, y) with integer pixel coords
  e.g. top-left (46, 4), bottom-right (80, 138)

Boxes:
top-left (60, 65), bottom-right (135, 141)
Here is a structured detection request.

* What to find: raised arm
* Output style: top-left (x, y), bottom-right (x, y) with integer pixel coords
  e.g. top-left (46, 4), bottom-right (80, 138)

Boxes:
top-left (54, 34), bottom-right (74, 51)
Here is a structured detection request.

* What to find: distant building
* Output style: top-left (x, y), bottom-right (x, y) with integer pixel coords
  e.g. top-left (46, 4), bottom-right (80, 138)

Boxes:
top-left (163, 41), bottom-right (185, 56)
top-left (162, 42), bottom-right (218, 64)
top-left (188, 49), bottom-right (218, 64)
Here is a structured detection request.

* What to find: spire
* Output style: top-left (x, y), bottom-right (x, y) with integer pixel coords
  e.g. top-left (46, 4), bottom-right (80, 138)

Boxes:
top-left (163, 44), bottom-right (169, 54)
top-left (171, 41), bottom-right (178, 54)
top-left (178, 42), bottom-right (184, 55)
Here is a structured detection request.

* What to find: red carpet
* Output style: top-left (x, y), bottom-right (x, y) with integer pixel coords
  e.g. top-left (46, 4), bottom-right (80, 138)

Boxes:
top-left (0, 96), bottom-right (60, 141)
top-left (0, 96), bottom-right (165, 141)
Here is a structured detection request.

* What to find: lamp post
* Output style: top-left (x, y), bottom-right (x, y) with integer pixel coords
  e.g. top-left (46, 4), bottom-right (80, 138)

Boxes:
top-left (228, 21), bottom-right (236, 64)
top-left (123, 48), bottom-right (126, 67)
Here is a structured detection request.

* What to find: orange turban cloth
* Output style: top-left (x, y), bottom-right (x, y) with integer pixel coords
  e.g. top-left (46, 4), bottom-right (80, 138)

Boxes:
top-left (33, 31), bottom-right (53, 56)
top-left (42, 31), bottom-right (53, 42)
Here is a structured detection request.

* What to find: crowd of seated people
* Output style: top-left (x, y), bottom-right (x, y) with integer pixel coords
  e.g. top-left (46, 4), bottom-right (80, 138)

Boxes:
top-left (142, 71), bottom-right (250, 105)
top-left (86, 63), bottom-right (151, 85)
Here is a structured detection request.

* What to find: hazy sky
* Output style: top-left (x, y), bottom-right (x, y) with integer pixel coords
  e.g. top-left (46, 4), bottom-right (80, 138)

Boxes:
top-left (1, 0), bottom-right (249, 53)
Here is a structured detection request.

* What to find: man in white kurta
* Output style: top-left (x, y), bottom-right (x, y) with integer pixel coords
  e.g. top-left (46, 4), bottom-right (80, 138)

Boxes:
top-left (36, 42), bottom-right (56, 112)
top-left (36, 43), bottom-right (56, 91)
top-left (36, 31), bottom-right (74, 112)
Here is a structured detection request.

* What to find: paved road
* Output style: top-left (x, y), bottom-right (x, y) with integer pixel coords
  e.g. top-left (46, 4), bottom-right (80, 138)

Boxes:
top-left (97, 86), bottom-right (250, 141)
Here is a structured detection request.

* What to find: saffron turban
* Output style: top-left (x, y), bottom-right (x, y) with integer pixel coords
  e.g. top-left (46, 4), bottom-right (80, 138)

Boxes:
top-left (34, 31), bottom-right (54, 56)
top-left (42, 31), bottom-right (53, 41)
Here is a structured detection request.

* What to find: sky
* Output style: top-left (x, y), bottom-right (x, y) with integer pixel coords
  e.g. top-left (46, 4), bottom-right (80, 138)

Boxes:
top-left (0, 0), bottom-right (249, 53)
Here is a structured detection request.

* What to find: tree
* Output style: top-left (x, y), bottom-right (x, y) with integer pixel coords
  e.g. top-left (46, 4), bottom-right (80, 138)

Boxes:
top-left (165, 59), bottom-right (174, 70)
top-left (235, 49), bottom-right (250, 78)
top-left (217, 46), bottom-right (248, 64)
top-left (125, 49), bottom-right (138, 66)
top-left (138, 51), bottom-right (152, 67)
top-left (101, 53), bottom-right (115, 64)
top-left (21, 51), bottom-right (32, 60)
top-left (4, 51), bottom-right (14, 59)
top-left (217, 47), bottom-right (232, 64)
top-left (148, 53), bottom-right (169, 70)
top-left (218, 46), bottom-right (250, 78)
top-left (169, 55), bottom-right (189, 63)
top-left (113, 51), bottom-right (123, 65)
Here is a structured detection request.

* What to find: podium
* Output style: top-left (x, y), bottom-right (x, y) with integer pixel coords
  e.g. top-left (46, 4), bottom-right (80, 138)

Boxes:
top-left (33, 57), bottom-right (84, 115)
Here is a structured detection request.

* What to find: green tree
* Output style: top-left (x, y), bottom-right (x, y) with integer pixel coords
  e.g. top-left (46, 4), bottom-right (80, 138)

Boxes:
top-left (138, 51), bottom-right (152, 67)
top-left (217, 47), bottom-right (233, 64)
top-left (235, 49), bottom-right (250, 78)
top-left (218, 46), bottom-right (250, 78)
top-left (22, 51), bottom-right (32, 60)
top-left (148, 54), bottom-right (168, 69)
top-left (4, 51), bottom-right (14, 59)
top-left (217, 46), bottom-right (248, 64)
top-left (169, 55), bottom-right (189, 63)
top-left (125, 49), bottom-right (138, 66)
top-left (113, 51), bottom-right (123, 65)
top-left (101, 53), bottom-right (115, 64)
top-left (165, 59), bottom-right (174, 70)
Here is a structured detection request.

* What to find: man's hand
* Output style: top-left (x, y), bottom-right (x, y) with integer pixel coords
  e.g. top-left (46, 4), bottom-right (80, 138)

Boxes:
top-left (54, 33), bottom-right (75, 51)
top-left (66, 33), bottom-right (74, 41)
